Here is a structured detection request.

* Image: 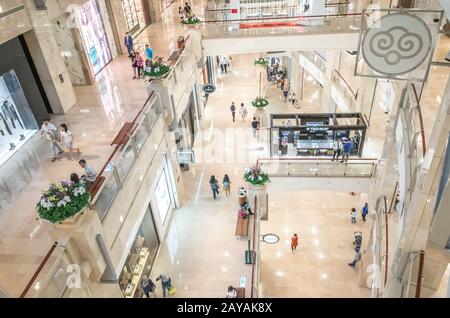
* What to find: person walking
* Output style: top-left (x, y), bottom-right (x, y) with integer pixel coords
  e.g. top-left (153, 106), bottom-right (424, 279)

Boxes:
top-left (239, 103), bottom-right (248, 121)
top-left (178, 6), bottom-right (185, 21)
top-left (141, 275), bottom-right (156, 298)
top-left (219, 55), bottom-right (229, 73)
top-left (184, 2), bottom-right (192, 18)
top-left (223, 174), bottom-right (231, 197)
top-left (361, 203), bottom-right (369, 222)
top-left (40, 119), bottom-right (63, 162)
top-left (348, 251), bottom-right (361, 267)
top-left (156, 273), bottom-right (173, 298)
top-left (332, 139), bottom-right (342, 162)
top-left (209, 175), bottom-right (220, 199)
top-left (251, 117), bottom-right (260, 138)
top-left (230, 102), bottom-right (236, 123)
top-left (283, 88), bottom-right (289, 103)
top-left (79, 159), bottom-right (97, 188)
top-left (291, 233), bottom-right (299, 253)
top-left (135, 52), bottom-right (144, 79)
top-left (124, 32), bottom-right (133, 57)
top-left (350, 208), bottom-right (357, 224)
top-left (341, 138), bottom-right (353, 162)
top-left (60, 123), bottom-right (80, 160)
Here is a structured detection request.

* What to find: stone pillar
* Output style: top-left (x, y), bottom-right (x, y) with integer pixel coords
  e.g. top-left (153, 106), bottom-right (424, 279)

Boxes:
top-left (106, 0), bottom-right (128, 56)
top-left (247, 184), bottom-right (268, 221)
top-left (49, 208), bottom-right (113, 282)
top-left (290, 51), bottom-right (301, 97)
top-left (321, 50), bottom-right (340, 113)
top-left (23, 0), bottom-right (77, 114)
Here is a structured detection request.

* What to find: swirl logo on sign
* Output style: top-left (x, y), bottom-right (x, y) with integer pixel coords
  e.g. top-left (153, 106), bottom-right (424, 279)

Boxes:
top-left (362, 12), bottom-right (432, 76)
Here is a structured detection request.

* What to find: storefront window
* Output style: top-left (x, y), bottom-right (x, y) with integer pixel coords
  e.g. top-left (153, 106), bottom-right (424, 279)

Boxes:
top-left (122, 0), bottom-right (140, 34)
top-left (0, 70), bottom-right (38, 166)
top-left (119, 207), bottom-right (160, 298)
top-left (122, 0), bottom-right (148, 35)
top-left (75, 0), bottom-right (112, 74)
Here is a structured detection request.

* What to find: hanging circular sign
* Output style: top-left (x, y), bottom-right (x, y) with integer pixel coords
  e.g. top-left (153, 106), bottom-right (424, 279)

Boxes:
top-left (202, 83), bottom-right (216, 94)
top-left (361, 12), bottom-right (432, 76)
top-left (262, 233), bottom-right (280, 244)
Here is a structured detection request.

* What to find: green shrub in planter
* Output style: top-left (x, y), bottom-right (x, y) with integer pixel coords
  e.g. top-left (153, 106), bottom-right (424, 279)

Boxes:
top-left (37, 181), bottom-right (89, 224)
top-left (243, 162), bottom-right (270, 186)
top-left (251, 97), bottom-right (269, 108)
top-left (181, 16), bottom-right (201, 25)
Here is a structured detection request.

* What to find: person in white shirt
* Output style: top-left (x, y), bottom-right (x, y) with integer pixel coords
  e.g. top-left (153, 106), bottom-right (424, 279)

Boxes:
top-left (60, 123), bottom-right (81, 160)
top-left (332, 139), bottom-right (342, 162)
top-left (219, 55), bottom-right (229, 73)
top-left (40, 119), bottom-right (63, 162)
top-left (239, 103), bottom-right (248, 121)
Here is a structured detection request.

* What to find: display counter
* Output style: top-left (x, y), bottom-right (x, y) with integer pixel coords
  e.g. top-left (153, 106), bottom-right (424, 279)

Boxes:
top-left (270, 113), bottom-right (367, 158)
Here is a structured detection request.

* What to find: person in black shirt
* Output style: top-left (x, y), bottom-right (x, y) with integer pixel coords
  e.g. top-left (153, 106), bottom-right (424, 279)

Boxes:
top-left (251, 117), bottom-right (260, 138)
top-left (230, 102), bottom-right (236, 122)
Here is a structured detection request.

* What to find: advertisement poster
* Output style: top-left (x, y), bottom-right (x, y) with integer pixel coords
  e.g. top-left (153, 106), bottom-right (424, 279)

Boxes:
top-left (75, 0), bottom-right (112, 74)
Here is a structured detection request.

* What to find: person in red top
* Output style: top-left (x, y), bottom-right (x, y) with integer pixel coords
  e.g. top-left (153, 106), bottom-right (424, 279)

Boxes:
top-left (291, 233), bottom-right (299, 253)
top-left (135, 52), bottom-right (144, 79)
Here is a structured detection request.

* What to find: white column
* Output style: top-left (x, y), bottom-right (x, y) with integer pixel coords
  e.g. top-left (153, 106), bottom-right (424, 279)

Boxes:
top-left (321, 50), bottom-right (339, 112)
top-left (23, 0), bottom-right (77, 113)
top-left (290, 52), bottom-right (301, 96)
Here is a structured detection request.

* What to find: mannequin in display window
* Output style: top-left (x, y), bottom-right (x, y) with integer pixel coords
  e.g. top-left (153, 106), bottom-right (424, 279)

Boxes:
top-left (2, 100), bottom-right (23, 130)
top-left (0, 112), bottom-right (12, 136)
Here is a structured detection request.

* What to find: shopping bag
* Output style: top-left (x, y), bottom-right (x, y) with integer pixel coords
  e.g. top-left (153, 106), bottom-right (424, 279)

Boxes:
top-left (168, 287), bottom-right (177, 296)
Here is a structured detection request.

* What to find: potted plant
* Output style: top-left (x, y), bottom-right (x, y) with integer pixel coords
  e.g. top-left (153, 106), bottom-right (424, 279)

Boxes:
top-left (243, 161), bottom-right (270, 187)
top-left (37, 181), bottom-right (89, 224)
top-left (181, 16), bottom-right (201, 26)
top-left (251, 97), bottom-right (269, 108)
top-left (254, 57), bottom-right (269, 67)
top-left (143, 57), bottom-right (170, 79)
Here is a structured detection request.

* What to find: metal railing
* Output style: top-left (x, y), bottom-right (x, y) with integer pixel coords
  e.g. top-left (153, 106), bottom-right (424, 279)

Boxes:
top-left (91, 93), bottom-right (163, 221)
top-left (259, 158), bottom-right (377, 177)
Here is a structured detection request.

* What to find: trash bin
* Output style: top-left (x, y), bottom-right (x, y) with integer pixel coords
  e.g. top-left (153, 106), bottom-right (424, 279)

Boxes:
top-left (177, 36), bottom-right (185, 50)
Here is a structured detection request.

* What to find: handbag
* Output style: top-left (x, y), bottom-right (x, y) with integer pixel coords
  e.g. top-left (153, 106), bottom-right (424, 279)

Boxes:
top-left (168, 287), bottom-right (176, 296)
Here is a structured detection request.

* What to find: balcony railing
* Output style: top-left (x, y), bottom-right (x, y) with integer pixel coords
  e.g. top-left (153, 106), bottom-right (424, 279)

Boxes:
top-left (90, 93), bottom-right (163, 221)
top-left (259, 158), bottom-right (377, 178)
top-left (201, 13), bottom-right (362, 38)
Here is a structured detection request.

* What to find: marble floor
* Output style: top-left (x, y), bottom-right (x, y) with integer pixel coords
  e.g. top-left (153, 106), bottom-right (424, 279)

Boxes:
top-left (259, 190), bottom-right (372, 298)
top-left (0, 0), bottom-right (449, 297)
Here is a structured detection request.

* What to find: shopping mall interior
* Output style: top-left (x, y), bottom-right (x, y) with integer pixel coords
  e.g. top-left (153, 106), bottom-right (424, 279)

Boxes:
top-left (0, 0), bottom-right (449, 299)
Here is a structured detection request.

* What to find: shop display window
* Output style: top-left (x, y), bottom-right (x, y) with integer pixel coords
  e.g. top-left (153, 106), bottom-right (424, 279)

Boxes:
top-left (75, 0), bottom-right (112, 74)
top-left (119, 207), bottom-right (160, 298)
top-left (155, 168), bottom-right (173, 225)
top-left (0, 70), bottom-right (38, 166)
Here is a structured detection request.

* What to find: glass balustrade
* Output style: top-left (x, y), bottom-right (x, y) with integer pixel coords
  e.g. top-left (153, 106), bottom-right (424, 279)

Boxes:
top-left (261, 161), bottom-right (376, 177)
top-left (201, 15), bottom-right (361, 38)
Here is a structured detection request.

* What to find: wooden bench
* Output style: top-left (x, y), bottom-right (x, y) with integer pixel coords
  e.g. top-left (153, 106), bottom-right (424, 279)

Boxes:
top-left (235, 215), bottom-right (250, 238)
top-left (111, 122), bottom-right (133, 146)
top-left (235, 287), bottom-right (245, 298)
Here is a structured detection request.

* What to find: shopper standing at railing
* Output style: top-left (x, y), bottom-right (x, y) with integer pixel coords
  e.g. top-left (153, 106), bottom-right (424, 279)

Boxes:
top-left (332, 139), bottom-right (342, 162)
top-left (341, 138), bottom-right (353, 162)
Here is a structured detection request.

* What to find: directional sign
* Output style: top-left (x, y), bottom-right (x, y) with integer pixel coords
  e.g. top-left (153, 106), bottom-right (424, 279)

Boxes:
top-left (202, 83), bottom-right (216, 94)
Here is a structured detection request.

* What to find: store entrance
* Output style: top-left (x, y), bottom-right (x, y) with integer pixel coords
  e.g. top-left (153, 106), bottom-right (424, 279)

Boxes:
top-left (119, 205), bottom-right (160, 298)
